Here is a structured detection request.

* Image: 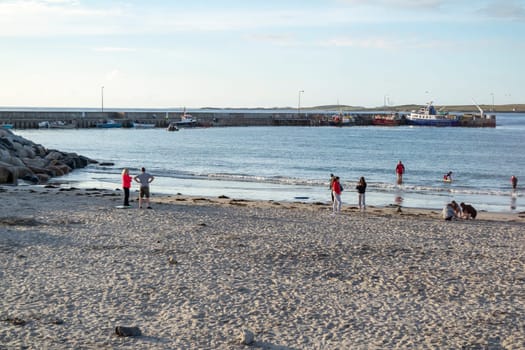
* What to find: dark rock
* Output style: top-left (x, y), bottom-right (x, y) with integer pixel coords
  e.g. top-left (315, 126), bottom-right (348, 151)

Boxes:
top-left (0, 132), bottom-right (96, 185)
top-left (115, 326), bottom-right (142, 337)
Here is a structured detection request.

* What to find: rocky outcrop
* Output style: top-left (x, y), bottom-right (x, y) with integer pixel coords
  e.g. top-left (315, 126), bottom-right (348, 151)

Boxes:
top-left (0, 128), bottom-right (96, 185)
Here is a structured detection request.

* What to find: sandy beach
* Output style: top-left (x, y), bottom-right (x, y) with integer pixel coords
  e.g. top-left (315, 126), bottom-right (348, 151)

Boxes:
top-left (1, 186), bottom-right (524, 349)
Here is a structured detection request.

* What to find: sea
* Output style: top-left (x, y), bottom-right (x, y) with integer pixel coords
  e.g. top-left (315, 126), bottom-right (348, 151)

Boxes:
top-left (14, 112), bottom-right (525, 213)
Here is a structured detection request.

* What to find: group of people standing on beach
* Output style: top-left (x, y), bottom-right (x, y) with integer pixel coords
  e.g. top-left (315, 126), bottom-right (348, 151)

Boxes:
top-left (330, 160), bottom-right (405, 215)
top-left (121, 167), bottom-right (155, 209)
top-left (330, 173), bottom-right (367, 214)
top-left (331, 160), bottom-right (520, 218)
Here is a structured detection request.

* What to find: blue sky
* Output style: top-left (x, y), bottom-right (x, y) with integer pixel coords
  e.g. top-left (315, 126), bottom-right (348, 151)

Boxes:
top-left (1, 0), bottom-right (523, 108)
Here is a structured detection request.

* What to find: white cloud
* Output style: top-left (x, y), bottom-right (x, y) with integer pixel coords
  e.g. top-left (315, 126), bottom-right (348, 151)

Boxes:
top-left (323, 36), bottom-right (453, 50)
top-left (93, 47), bottom-right (137, 53)
top-left (0, 1), bottom-right (412, 38)
top-left (244, 33), bottom-right (296, 46)
top-left (477, 0), bottom-right (525, 20)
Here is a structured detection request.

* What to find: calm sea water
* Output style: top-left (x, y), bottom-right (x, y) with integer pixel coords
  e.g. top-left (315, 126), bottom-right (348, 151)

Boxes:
top-left (16, 113), bottom-right (525, 213)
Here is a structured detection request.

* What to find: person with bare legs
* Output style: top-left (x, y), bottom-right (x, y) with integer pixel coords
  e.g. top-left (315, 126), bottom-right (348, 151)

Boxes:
top-left (134, 167), bottom-right (155, 209)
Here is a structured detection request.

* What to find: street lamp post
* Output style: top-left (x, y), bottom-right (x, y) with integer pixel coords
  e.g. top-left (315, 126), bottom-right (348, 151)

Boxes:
top-left (298, 90), bottom-right (304, 118)
top-left (101, 86), bottom-right (104, 113)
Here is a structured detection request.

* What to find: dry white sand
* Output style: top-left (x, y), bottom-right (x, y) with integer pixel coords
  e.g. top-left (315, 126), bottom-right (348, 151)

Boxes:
top-left (1, 186), bottom-right (524, 349)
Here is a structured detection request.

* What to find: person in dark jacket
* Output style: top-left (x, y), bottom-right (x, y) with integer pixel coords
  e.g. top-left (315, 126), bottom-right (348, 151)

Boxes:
top-left (356, 176), bottom-right (367, 211)
top-left (460, 202), bottom-right (477, 219)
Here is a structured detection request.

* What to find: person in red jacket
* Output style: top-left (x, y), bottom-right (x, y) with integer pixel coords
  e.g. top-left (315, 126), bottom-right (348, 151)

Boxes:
top-left (121, 168), bottom-right (132, 207)
top-left (332, 176), bottom-right (342, 214)
top-left (395, 160), bottom-right (405, 185)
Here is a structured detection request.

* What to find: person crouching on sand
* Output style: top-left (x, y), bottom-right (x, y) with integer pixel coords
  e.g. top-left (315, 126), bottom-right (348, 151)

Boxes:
top-left (121, 168), bottom-right (132, 207)
top-left (460, 202), bottom-right (477, 219)
top-left (134, 167), bottom-right (155, 209)
top-left (332, 176), bottom-right (342, 214)
top-left (442, 203), bottom-right (456, 221)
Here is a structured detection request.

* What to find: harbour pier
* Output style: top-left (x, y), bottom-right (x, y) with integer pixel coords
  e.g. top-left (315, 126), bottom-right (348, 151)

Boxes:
top-left (0, 109), bottom-right (496, 129)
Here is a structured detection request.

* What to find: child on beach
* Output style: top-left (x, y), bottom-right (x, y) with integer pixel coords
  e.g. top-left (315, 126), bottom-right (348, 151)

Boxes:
top-left (331, 176), bottom-right (342, 214)
top-left (442, 203), bottom-right (456, 220)
top-left (356, 176), bottom-right (367, 211)
top-left (450, 200), bottom-right (462, 217)
top-left (121, 168), bottom-right (132, 207)
top-left (460, 202), bottom-right (477, 219)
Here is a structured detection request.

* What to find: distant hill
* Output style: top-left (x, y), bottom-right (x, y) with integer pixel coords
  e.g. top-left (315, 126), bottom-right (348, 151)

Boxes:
top-left (307, 104), bottom-right (525, 113)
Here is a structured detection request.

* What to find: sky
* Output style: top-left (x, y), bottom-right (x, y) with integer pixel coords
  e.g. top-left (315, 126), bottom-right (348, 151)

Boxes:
top-left (0, 0), bottom-right (524, 109)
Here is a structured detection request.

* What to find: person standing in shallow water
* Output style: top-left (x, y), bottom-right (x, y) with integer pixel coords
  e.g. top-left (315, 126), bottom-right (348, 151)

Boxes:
top-left (134, 167), bottom-right (155, 209)
top-left (121, 168), bottom-right (132, 207)
top-left (511, 175), bottom-right (518, 190)
top-left (356, 176), bottom-right (367, 211)
top-left (395, 160), bottom-right (405, 185)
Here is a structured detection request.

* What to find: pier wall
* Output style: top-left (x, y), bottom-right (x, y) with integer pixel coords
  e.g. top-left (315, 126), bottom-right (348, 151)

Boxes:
top-left (0, 110), bottom-right (496, 129)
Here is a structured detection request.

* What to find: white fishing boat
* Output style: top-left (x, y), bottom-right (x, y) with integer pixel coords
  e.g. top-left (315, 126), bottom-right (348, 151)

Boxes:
top-left (175, 108), bottom-right (197, 128)
top-left (406, 101), bottom-right (460, 127)
top-left (38, 120), bottom-right (75, 129)
top-left (132, 122), bottom-right (156, 128)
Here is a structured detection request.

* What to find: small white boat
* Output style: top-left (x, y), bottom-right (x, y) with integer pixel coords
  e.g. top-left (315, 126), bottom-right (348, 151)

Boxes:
top-left (39, 120), bottom-right (75, 129)
top-left (132, 122), bottom-right (156, 128)
top-left (96, 120), bottom-right (122, 128)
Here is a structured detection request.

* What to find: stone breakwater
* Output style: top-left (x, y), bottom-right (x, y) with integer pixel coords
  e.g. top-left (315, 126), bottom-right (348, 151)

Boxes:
top-left (0, 128), bottom-right (95, 184)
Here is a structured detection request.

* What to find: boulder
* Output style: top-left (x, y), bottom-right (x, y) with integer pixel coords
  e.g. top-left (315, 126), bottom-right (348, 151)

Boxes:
top-left (22, 157), bottom-right (47, 169)
top-left (0, 131), bottom-right (95, 185)
top-left (35, 173), bottom-right (51, 183)
top-left (0, 165), bottom-right (17, 184)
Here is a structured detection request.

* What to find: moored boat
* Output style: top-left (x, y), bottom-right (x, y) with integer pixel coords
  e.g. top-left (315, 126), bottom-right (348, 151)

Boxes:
top-left (132, 122), bottom-right (156, 128)
top-left (39, 120), bottom-right (75, 129)
top-left (372, 113), bottom-right (406, 126)
top-left (176, 110), bottom-right (197, 128)
top-left (96, 120), bottom-right (122, 128)
top-left (329, 113), bottom-right (353, 127)
top-left (406, 102), bottom-right (460, 127)
top-left (1, 123), bottom-right (14, 129)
